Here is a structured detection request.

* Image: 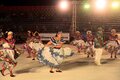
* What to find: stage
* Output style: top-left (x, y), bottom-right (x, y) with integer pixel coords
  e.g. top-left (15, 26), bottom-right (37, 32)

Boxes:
top-left (0, 44), bottom-right (120, 80)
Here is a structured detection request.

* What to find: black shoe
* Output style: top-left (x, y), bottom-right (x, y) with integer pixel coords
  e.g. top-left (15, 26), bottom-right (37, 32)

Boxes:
top-left (0, 70), bottom-right (5, 76)
top-left (91, 55), bottom-right (94, 57)
top-left (50, 70), bottom-right (54, 73)
top-left (87, 55), bottom-right (89, 58)
top-left (56, 70), bottom-right (62, 72)
top-left (114, 56), bottom-right (117, 59)
top-left (32, 59), bottom-right (35, 60)
top-left (10, 74), bottom-right (15, 77)
top-left (111, 56), bottom-right (113, 58)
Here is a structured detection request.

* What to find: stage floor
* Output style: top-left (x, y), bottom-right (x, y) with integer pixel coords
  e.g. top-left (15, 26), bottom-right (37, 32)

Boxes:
top-left (0, 44), bottom-right (120, 80)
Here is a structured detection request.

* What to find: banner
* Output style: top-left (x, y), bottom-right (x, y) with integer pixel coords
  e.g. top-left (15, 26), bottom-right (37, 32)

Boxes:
top-left (39, 33), bottom-right (70, 41)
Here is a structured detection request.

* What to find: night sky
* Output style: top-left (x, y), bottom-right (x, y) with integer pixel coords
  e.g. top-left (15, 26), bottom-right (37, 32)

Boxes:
top-left (0, 0), bottom-right (57, 6)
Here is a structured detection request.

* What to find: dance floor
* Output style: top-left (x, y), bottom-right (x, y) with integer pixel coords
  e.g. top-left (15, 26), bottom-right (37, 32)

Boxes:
top-left (0, 44), bottom-right (120, 80)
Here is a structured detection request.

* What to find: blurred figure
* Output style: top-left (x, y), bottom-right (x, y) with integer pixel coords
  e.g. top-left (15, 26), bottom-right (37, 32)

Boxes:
top-left (0, 31), bottom-right (17, 77)
top-left (94, 27), bottom-right (104, 65)
top-left (24, 31), bottom-right (33, 58)
top-left (24, 30), bottom-right (42, 60)
top-left (74, 31), bottom-right (83, 40)
top-left (30, 31), bottom-right (42, 60)
top-left (71, 31), bottom-right (85, 53)
top-left (33, 31), bottom-right (41, 43)
top-left (106, 29), bottom-right (119, 58)
top-left (85, 30), bottom-right (95, 58)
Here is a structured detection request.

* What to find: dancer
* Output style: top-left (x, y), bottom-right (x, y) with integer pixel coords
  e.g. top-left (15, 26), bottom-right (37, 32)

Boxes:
top-left (24, 30), bottom-right (34, 58)
top-left (31, 31), bottom-right (41, 60)
top-left (85, 30), bottom-right (95, 58)
top-left (72, 31), bottom-right (85, 53)
top-left (94, 27), bottom-right (104, 65)
top-left (33, 31), bottom-right (41, 43)
top-left (0, 31), bottom-right (17, 77)
top-left (106, 29), bottom-right (119, 58)
top-left (37, 31), bottom-right (73, 73)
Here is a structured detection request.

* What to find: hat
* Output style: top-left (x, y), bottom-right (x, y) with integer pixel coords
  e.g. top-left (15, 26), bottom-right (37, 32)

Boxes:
top-left (27, 30), bottom-right (31, 33)
top-left (7, 31), bottom-right (13, 35)
top-left (76, 31), bottom-right (80, 34)
top-left (86, 30), bottom-right (92, 34)
top-left (111, 29), bottom-right (116, 33)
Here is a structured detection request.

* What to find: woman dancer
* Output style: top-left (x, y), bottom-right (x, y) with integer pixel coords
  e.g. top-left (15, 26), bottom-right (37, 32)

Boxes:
top-left (0, 31), bottom-right (17, 77)
top-left (72, 31), bottom-right (85, 53)
top-left (106, 29), bottom-right (119, 58)
top-left (24, 31), bottom-right (34, 58)
top-left (85, 30), bottom-right (95, 58)
top-left (37, 31), bottom-right (73, 73)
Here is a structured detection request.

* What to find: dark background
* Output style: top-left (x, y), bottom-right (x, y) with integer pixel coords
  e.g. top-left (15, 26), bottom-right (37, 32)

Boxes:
top-left (0, 0), bottom-right (57, 6)
top-left (0, 0), bottom-right (120, 43)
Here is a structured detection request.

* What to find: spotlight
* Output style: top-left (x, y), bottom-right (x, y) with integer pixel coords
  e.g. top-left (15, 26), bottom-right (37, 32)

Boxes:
top-left (112, 1), bottom-right (120, 9)
top-left (84, 3), bottom-right (90, 9)
top-left (58, 0), bottom-right (69, 11)
top-left (95, 0), bottom-right (107, 10)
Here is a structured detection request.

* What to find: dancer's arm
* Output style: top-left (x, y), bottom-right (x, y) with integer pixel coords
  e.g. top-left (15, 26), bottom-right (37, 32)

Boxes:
top-left (46, 41), bottom-right (52, 46)
top-left (53, 41), bottom-right (64, 48)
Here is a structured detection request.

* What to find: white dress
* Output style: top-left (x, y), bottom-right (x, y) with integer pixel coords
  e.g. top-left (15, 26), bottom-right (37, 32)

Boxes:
top-left (37, 37), bottom-right (73, 68)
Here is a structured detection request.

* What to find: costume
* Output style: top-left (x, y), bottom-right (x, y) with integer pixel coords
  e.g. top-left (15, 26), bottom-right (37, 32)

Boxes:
top-left (1, 38), bottom-right (17, 64)
top-left (85, 31), bottom-right (95, 57)
top-left (105, 29), bottom-right (119, 58)
top-left (94, 28), bottom-right (104, 65)
top-left (37, 37), bottom-right (73, 68)
top-left (0, 50), bottom-right (16, 76)
top-left (24, 34), bottom-right (34, 58)
top-left (0, 31), bottom-right (17, 77)
top-left (72, 31), bottom-right (85, 53)
top-left (107, 34), bottom-right (119, 47)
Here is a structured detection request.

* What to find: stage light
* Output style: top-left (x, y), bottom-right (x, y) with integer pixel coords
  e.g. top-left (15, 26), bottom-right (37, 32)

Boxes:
top-left (112, 1), bottom-right (120, 9)
top-left (95, 0), bottom-right (107, 10)
top-left (84, 3), bottom-right (90, 9)
top-left (58, 0), bottom-right (69, 11)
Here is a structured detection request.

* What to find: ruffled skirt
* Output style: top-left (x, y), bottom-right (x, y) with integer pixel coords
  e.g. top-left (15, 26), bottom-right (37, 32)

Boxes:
top-left (37, 47), bottom-right (73, 68)
top-left (106, 41), bottom-right (119, 48)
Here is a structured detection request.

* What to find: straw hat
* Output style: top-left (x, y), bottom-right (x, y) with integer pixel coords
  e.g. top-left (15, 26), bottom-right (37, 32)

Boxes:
top-left (7, 31), bottom-right (13, 35)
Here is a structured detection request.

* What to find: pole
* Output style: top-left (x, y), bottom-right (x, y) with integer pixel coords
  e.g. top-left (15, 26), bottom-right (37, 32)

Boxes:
top-left (71, 0), bottom-right (78, 34)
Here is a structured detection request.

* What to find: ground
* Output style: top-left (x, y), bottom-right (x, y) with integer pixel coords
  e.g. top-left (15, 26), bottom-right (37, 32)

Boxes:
top-left (0, 44), bottom-right (120, 80)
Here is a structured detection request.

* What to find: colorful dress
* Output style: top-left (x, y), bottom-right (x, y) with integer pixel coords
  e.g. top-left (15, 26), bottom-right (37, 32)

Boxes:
top-left (0, 50), bottom-right (15, 69)
top-left (37, 37), bottom-right (73, 68)
top-left (1, 38), bottom-right (16, 64)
